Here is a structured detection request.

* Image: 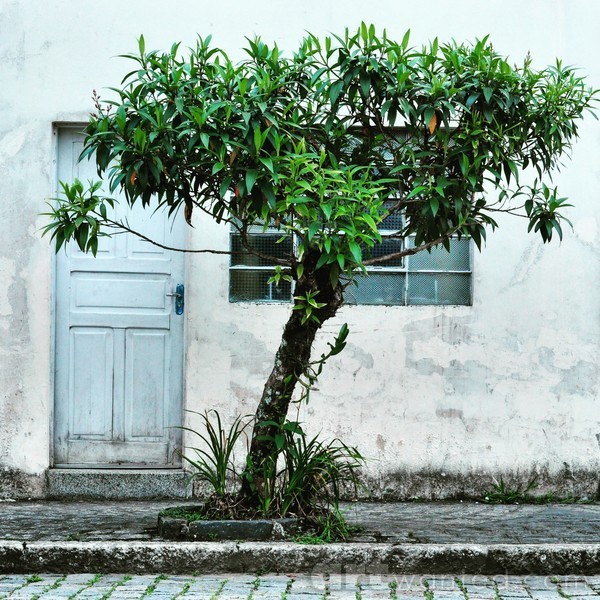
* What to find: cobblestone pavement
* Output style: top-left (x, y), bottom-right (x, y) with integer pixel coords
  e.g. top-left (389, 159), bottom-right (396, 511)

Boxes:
top-left (0, 500), bottom-right (599, 543)
top-left (1, 573), bottom-right (600, 599)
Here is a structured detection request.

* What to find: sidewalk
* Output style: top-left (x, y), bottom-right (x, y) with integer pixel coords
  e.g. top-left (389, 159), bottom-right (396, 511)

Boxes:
top-left (0, 500), bottom-right (599, 574)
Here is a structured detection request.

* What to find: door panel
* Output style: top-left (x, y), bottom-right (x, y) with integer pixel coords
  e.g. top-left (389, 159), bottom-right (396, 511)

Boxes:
top-left (69, 328), bottom-right (113, 439)
top-left (125, 329), bottom-right (169, 440)
top-left (54, 127), bottom-right (185, 467)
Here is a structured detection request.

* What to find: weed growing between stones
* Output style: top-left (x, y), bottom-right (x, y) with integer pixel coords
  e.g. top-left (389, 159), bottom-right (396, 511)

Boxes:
top-left (30, 575), bottom-right (67, 600)
top-left (482, 476), bottom-right (596, 504)
top-left (67, 574), bottom-right (102, 600)
top-left (423, 580), bottom-right (434, 600)
top-left (140, 574), bottom-right (167, 598)
top-left (99, 575), bottom-right (131, 600)
top-left (455, 577), bottom-right (469, 600)
top-left (210, 579), bottom-right (228, 600)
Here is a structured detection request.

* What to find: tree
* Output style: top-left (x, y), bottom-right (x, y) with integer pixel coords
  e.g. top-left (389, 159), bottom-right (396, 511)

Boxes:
top-left (44, 25), bottom-right (596, 506)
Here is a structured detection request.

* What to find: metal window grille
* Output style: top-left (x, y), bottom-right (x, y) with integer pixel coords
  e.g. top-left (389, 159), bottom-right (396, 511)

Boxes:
top-left (229, 226), bottom-right (294, 303)
top-left (345, 236), bottom-right (472, 306)
top-left (229, 222), bottom-right (472, 306)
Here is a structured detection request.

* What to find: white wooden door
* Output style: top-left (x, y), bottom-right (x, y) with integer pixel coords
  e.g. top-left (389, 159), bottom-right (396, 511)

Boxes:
top-left (54, 127), bottom-right (185, 467)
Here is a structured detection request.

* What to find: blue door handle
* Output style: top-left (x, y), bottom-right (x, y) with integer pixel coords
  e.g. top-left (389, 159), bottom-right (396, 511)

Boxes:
top-left (167, 283), bottom-right (185, 315)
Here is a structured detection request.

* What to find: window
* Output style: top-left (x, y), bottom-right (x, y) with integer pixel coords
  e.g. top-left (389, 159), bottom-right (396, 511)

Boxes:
top-left (229, 219), bottom-right (472, 306)
top-left (229, 224), bottom-right (293, 302)
top-left (345, 236), bottom-right (472, 306)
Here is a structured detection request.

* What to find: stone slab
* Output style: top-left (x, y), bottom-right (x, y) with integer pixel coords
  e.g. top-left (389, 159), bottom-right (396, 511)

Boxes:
top-left (46, 469), bottom-right (191, 500)
top-left (158, 511), bottom-right (299, 541)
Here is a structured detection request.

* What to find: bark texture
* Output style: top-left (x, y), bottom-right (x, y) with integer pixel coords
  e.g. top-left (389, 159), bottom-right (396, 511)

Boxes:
top-left (241, 258), bottom-right (344, 501)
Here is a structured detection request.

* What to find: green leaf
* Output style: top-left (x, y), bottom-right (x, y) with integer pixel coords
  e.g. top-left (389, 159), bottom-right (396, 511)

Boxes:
top-left (329, 80), bottom-right (344, 104)
top-left (329, 263), bottom-right (340, 288)
top-left (245, 169), bottom-right (258, 193)
top-left (259, 157), bottom-right (274, 173)
top-left (315, 253), bottom-right (331, 270)
top-left (258, 180), bottom-right (276, 209)
top-left (401, 29), bottom-right (411, 49)
top-left (308, 220), bottom-right (320, 240)
top-left (274, 434), bottom-right (285, 450)
top-left (360, 71), bottom-right (370, 98)
top-left (348, 240), bottom-right (362, 264)
top-left (253, 126), bottom-right (262, 153)
top-left (218, 176), bottom-right (232, 199)
top-left (407, 185), bottom-right (428, 199)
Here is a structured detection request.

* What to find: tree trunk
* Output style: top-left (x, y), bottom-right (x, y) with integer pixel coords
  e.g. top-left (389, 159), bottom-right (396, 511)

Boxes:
top-left (240, 262), bottom-right (343, 501)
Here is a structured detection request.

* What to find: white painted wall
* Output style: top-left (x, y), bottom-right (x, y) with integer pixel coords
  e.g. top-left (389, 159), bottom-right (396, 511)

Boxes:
top-left (1, 0), bottom-right (598, 497)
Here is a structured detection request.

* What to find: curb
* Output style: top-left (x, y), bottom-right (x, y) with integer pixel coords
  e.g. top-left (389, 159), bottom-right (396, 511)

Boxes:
top-left (1, 541), bottom-right (600, 575)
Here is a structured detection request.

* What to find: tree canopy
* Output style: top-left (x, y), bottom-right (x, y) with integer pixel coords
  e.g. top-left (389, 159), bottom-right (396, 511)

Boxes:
top-left (46, 25), bottom-right (596, 280)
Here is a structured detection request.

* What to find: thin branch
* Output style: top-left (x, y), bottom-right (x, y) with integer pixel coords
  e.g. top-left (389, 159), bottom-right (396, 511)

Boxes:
top-left (238, 223), bottom-right (293, 267)
top-left (99, 213), bottom-right (293, 265)
top-left (363, 228), bottom-right (460, 266)
top-left (101, 219), bottom-right (232, 255)
top-left (483, 205), bottom-right (529, 217)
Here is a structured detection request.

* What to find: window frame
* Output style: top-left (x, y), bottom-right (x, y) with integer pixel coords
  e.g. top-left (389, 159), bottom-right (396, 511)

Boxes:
top-left (229, 222), bottom-right (473, 306)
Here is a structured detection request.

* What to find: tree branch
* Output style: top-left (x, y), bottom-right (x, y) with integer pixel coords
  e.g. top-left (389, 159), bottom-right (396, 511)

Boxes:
top-left (101, 219), bottom-right (232, 254)
top-left (362, 228), bottom-right (460, 266)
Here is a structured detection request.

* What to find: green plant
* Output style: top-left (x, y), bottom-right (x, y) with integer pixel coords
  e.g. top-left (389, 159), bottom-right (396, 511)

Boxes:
top-left (281, 579), bottom-right (294, 599)
top-left (68, 574), bottom-right (103, 600)
top-left (175, 582), bottom-right (191, 599)
top-left (248, 575), bottom-right (261, 599)
top-left (389, 580), bottom-right (398, 600)
top-left (252, 421), bottom-right (364, 516)
top-left (210, 580), bottom-right (228, 600)
top-left (491, 579), bottom-right (502, 600)
top-left (559, 495), bottom-right (595, 504)
top-left (179, 410), bottom-right (250, 504)
top-left (294, 507), bottom-right (354, 544)
top-left (31, 576), bottom-right (68, 600)
top-left (247, 419), bottom-right (364, 519)
top-left (482, 475), bottom-right (540, 504)
top-left (483, 477), bottom-right (597, 504)
top-left (174, 409), bottom-right (362, 538)
top-left (178, 410), bottom-right (363, 535)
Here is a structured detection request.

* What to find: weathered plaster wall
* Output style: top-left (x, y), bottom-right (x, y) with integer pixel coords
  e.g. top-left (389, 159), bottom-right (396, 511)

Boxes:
top-left (0, 0), bottom-right (598, 498)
